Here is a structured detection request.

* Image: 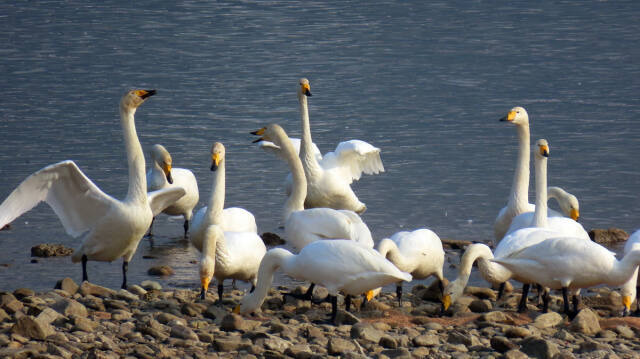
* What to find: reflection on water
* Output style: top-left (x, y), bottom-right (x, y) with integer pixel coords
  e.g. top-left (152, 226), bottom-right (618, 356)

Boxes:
top-left (0, 1), bottom-right (639, 292)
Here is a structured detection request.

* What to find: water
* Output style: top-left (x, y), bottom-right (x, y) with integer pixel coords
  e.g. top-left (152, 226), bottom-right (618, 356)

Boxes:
top-left (0, 1), bottom-right (639, 293)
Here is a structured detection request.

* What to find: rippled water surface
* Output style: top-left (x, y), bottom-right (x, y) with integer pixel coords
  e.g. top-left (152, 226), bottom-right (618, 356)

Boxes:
top-left (0, 1), bottom-right (639, 292)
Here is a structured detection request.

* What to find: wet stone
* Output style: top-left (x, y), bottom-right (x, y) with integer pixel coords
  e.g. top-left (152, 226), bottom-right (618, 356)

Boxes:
top-left (31, 243), bottom-right (73, 257)
top-left (55, 278), bottom-right (79, 296)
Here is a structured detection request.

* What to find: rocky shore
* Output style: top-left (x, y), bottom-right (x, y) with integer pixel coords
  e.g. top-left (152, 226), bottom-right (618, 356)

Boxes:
top-left (1, 275), bottom-right (640, 359)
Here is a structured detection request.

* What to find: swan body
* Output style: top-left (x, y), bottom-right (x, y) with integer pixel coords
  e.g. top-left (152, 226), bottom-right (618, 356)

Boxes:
top-left (236, 239), bottom-right (411, 316)
top-left (506, 187), bottom-right (581, 236)
top-left (191, 206), bottom-right (257, 234)
top-left (292, 78), bottom-right (384, 214)
top-left (621, 229), bottom-right (640, 316)
top-left (377, 229), bottom-right (445, 304)
top-left (147, 144), bottom-right (199, 237)
top-left (252, 124), bottom-right (373, 253)
top-left (0, 90), bottom-right (185, 288)
top-left (190, 142), bottom-right (266, 300)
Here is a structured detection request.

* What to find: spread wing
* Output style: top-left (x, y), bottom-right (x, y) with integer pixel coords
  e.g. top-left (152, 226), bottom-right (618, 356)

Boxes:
top-left (148, 187), bottom-right (186, 216)
top-left (321, 140), bottom-right (384, 183)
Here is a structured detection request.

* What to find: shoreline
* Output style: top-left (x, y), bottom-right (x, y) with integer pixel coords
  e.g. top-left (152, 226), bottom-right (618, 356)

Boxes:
top-left (2, 277), bottom-right (640, 358)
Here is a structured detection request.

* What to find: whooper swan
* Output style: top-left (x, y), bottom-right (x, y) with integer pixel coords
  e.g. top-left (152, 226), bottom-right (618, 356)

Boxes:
top-left (234, 239), bottom-right (411, 321)
top-left (493, 236), bottom-right (640, 318)
top-left (494, 107), bottom-right (579, 240)
top-left (0, 90), bottom-right (185, 288)
top-left (190, 142), bottom-right (266, 301)
top-left (146, 144), bottom-right (199, 238)
top-left (621, 229), bottom-right (640, 316)
top-left (377, 228), bottom-right (445, 306)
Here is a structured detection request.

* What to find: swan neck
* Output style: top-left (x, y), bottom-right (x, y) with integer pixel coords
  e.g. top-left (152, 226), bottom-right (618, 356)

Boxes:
top-left (378, 240), bottom-right (409, 272)
top-left (610, 250), bottom-right (640, 285)
top-left (299, 94), bottom-right (321, 174)
top-left (241, 248), bottom-right (292, 313)
top-left (533, 154), bottom-right (548, 227)
top-left (206, 160), bottom-right (225, 226)
top-left (507, 123), bottom-right (530, 210)
top-left (120, 106), bottom-right (147, 203)
top-left (458, 244), bottom-right (495, 286)
top-left (275, 129), bottom-right (306, 220)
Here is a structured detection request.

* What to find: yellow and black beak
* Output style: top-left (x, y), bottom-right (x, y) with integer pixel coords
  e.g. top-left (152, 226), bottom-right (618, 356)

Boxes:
top-left (136, 89), bottom-right (157, 99)
top-left (622, 295), bottom-right (631, 315)
top-left (233, 304), bottom-right (241, 314)
top-left (570, 208), bottom-right (580, 221)
top-left (442, 294), bottom-right (451, 311)
top-left (210, 153), bottom-right (221, 171)
top-left (251, 127), bottom-right (266, 143)
top-left (301, 83), bottom-right (312, 97)
top-left (539, 145), bottom-right (549, 157)
top-left (499, 110), bottom-right (516, 122)
top-left (162, 162), bottom-right (173, 184)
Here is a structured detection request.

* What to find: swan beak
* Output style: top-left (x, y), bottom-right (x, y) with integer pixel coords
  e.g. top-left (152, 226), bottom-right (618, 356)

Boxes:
top-left (570, 208), bottom-right (580, 221)
top-left (136, 89), bottom-right (157, 99)
top-left (539, 145), bottom-right (549, 157)
top-left (163, 163), bottom-right (173, 184)
top-left (201, 276), bottom-right (211, 294)
top-left (442, 294), bottom-right (451, 311)
top-left (233, 304), bottom-right (241, 314)
top-left (251, 127), bottom-right (266, 143)
top-left (365, 290), bottom-right (374, 302)
top-left (301, 83), bottom-right (312, 97)
top-left (210, 153), bottom-right (221, 171)
top-left (622, 295), bottom-right (631, 313)
top-left (499, 110), bottom-right (516, 122)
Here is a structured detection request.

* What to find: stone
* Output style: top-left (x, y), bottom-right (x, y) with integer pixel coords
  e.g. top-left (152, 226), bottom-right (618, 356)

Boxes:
top-left (284, 344), bottom-right (313, 358)
top-left (11, 315), bottom-right (56, 340)
top-left (79, 282), bottom-right (116, 298)
top-left (36, 308), bottom-right (63, 325)
top-left (519, 336), bottom-right (559, 359)
top-left (412, 333), bottom-right (440, 347)
top-left (157, 312), bottom-right (186, 325)
top-left (333, 309), bottom-right (360, 325)
top-left (350, 323), bottom-right (383, 343)
top-left (533, 312), bottom-right (564, 329)
top-left (148, 265), bottom-right (174, 276)
top-left (262, 334), bottom-right (292, 353)
top-left (0, 308), bottom-right (9, 322)
top-left (1, 293), bottom-right (24, 314)
top-left (327, 337), bottom-right (357, 355)
top-left (480, 311), bottom-right (511, 323)
top-left (569, 308), bottom-right (601, 335)
top-left (379, 335), bottom-right (398, 349)
top-left (52, 298), bottom-right (88, 317)
top-left (503, 349), bottom-right (529, 359)
top-left (110, 309), bottom-right (132, 321)
top-left (115, 289), bottom-right (139, 302)
top-left (465, 286), bottom-right (497, 300)
top-left (181, 302), bottom-right (205, 316)
top-left (170, 324), bottom-right (199, 341)
top-left (73, 316), bottom-right (98, 332)
top-left (589, 228), bottom-right (629, 244)
top-left (614, 325), bottom-right (635, 339)
top-left (447, 330), bottom-right (473, 346)
top-left (504, 326), bottom-right (531, 338)
top-left (380, 348), bottom-right (412, 358)
top-left (13, 288), bottom-right (35, 299)
top-left (126, 284), bottom-right (147, 296)
top-left (204, 304), bottom-right (228, 322)
top-left (55, 278), bottom-right (79, 295)
top-left (140, 280), bottom-right (163, 291)
top-left (214, 337), bottom-right (250, 352)
top-left (469, 299), bottom-right (492, 313)
top-left (261, 232), bottom-right (286, 246)
top-left (31, 243), bottom-right (73, 257)
top-left (221, 313), bottom-right (246, 331)
top-left (490, 336), bottom-right (519, 353)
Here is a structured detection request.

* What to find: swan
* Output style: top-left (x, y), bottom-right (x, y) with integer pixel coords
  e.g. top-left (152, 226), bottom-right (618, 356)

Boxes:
top-left (0, 90), bottom-right (185, 288)
top-left (621, 229), bottom-right (640, 316)
top-left (190, 142), bottom-right (266, 301)
top-left (285, 78), bottom-right (384, 214)
top-left (251, 124), bottom-right (374, 252)
top-left (494, 107), bottom-right (577, 240)
top-left (146, 144), bottom-right (199, 238)
top-left (234, 239), bottom-right (411, 321)
top-left (376, 229), bottom-right (445, 306)
top-left (493, 236), bottom-right (640, 318)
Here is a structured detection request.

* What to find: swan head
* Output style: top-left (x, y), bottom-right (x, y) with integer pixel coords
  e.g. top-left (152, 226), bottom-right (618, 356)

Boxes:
top-left (549, 187), bottom-right (580, 221)
top-left (500, 106), bottom-right (529, 126)
top-left (199, 255), bottom-right (215, 299)
top-left (536, 138), bottom-right (549, 159)
top-left (151, 144), bottom-right (173, 184)
top-left (210, 142), bottom-right (225, 171)
top-left (442, 278), bottom-right (466, 311)
top-left (298, 78), bottom-right (312, 98)
top-left (121, 89), bottom-right (156, 110)
top-left (251, 124), bottom-right (287, 147)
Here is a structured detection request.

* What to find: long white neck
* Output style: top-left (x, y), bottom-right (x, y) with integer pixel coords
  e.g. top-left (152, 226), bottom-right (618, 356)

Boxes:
top-left (273, 127), bottom-right (307, 220)
top-left (608, 249), bottom-right (640, 286)
top-left (377, 239), bottom-right (410, 273)
top-left (121, 105), bottom-right (147, 203)
top-left (298, 92), bottom-right (321, 176)
top-left (205, 160), bottom-right (225, 226)
top-left (533, 153), bottom-right (548, 228)
top-left (507, 123), bottom-right (530, 212)
top-left (240, 248), bottom-right (293, 313)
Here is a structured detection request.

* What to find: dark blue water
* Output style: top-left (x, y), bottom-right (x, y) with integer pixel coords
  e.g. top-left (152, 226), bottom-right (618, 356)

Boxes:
top-left (1, 1), bottom-right (639, 292)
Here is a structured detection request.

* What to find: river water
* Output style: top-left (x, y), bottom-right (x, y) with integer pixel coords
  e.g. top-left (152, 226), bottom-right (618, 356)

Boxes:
top-left (0, 1), bottom-right (638, 292)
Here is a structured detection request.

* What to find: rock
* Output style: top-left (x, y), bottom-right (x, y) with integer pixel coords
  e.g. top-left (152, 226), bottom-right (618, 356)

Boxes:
top-left (261, 232), bottom-right (286, 246)
top-left (350, 323), bottom-right (383, 343)
top-left (379, 335), bottom-right (398, 349)
top-left (204, 305), bottom-right (228, 322)
top-left (157, 312), bottom-right (186, 326)
top-left (480, 311), bottom-right (510, 323)
top-left (327, 337), bottom-right (357, 355)
top-left (614, 325), bottom-right (635, 339)
top-left (140, 280), bottom-right (162, 290)
top-left (111, 309), bottom-right (132, 321)
top-left (490, 336), bottom-right (519, 353)
top-left (214, 337), bottom-right (250, 352)
top-left (36, 308), bottom-right (63, 325)
top-left (73, 316), bottom-right (98, 332)
top-left (569, 308), bottom-right (601, 335)
top-left (284, 344), bottom-right (313, 358)
top-left (533, 312), bottom-right (564, 329)
top-left (333, 309), bottom-right (360, 325)
top-left (416, 278), bottom-right (449, 301)
top-left (469, 299), bottom-right (492, 312)
top-left (447, 331), bottom-right (473, 346)
top-left (504, 326), bottom-right (531, 338)
top-left (380, 348), bottom-right (412, 358)
top-left (136, 319), bottom-right (168, 341)
top-left (503, 349), bottom-right (530, 359)
top-left (13, 288), bottom-right (35, 299)
top-left (181, 302), bottom-right (205, 316)
top-left (0, 308), bottom-right (9, 322)
top-left (170, 324), bottom-right (199, 341)
top-left (79, 282), bottom-right (116, 298)
top-left (52, 298), bottom-right (88, 317)
top-left (11, 315), bottom-right (56, 340)
top-left (147, 265), bottom-right (174, 276)
top-left (115, 289), bottom-right (139, 302)
top-left (262, 334), bottom-right (292, 353)
top-left (126, 284), bottom-right (147, 296)
top-left (221, 313), bottom-right (246, 331)
top-left (589, 228), bottom-right (629, 244)
top-left (412, 333), bottom-right (440, 347)
top-left (441, 238), bottom-right (473, 249)
top-left (519, 336), bottom-right (559, 359)
top-left (465, 286), bottom-right (497, 300)
top-left (30, 243), bottom-right (73, 257)
top-left (1, 293), bottom-right (24, 314)
top-left (55, 278), bottom-right (79, 295)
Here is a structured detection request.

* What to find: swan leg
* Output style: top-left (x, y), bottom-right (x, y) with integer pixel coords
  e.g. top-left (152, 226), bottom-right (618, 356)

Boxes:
top-left (217, 282), bottom-right (224, 305)
top-left (250, 285), bottom-right (255, 293)
top-left (183, 220), bottom-right (189, 238)
top-left (438, 279), bottom-right (445, 315)
top-left (200, 286), bottom-right (207, 300)
top-left (146, 217), bottom-right (155, 238)
top-left (345, 295), bottom-right (352, 312)
top-left (232, 279), bottom-right (238, 290)
top-left (535, 284), bottom-right (544, 305)
top-left (121, 261), bottom-right (128, 289)
top-left (284, 283), bottom-right (315, 302)
top-left (396, 284), bottom-right (403, 306)
top-left (497, 282), bottom-right (506, 300)
top-left (562, 287), bottom-right (572, 318)
top-left (542, 289), bottom-right (551, 313)
top-left (81, 255), bottom-right (88, 282)
top-left (517, 284), bottom-right (530, 313)
top-left (572, 293), bottom-right (581, 316)
top-left (329, 295), bottom-right (338, 322)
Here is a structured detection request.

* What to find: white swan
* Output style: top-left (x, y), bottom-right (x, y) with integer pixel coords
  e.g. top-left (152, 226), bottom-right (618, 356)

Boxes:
top-left (621, 229), bottom-right (640, 316)
top-left (0, 90), bottom-right (185, 288)
top-left (234, 239), bottom-right (411, 321)
top-left (547, 186), bottom-right (580, 221)
top-left (493, 236), bottom-right (640, 318)
top-left (190, 142), bottom-right (266, 301)
top-left (252, 124), bottom-right (374, 252)
top-left (376, 229), bottom-right (445, 306)
top-left (285, 78), bottom-right (384, 214)
top-left (146, 144), bottom-right (199, 238)
top-left (494, 107), bottom-right (576, 240)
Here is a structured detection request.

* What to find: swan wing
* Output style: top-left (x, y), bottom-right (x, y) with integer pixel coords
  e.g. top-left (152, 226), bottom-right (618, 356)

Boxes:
top-left (285, 208), bottom-right (358, 250)
top-left (0, 160), bottom-right (115, 237)
top-left (321, 140), bottom-right (384, 183)
top-left (221, 207), bottom-right (258, 233)
top-left (148, 187), bottom-right (186, 216)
